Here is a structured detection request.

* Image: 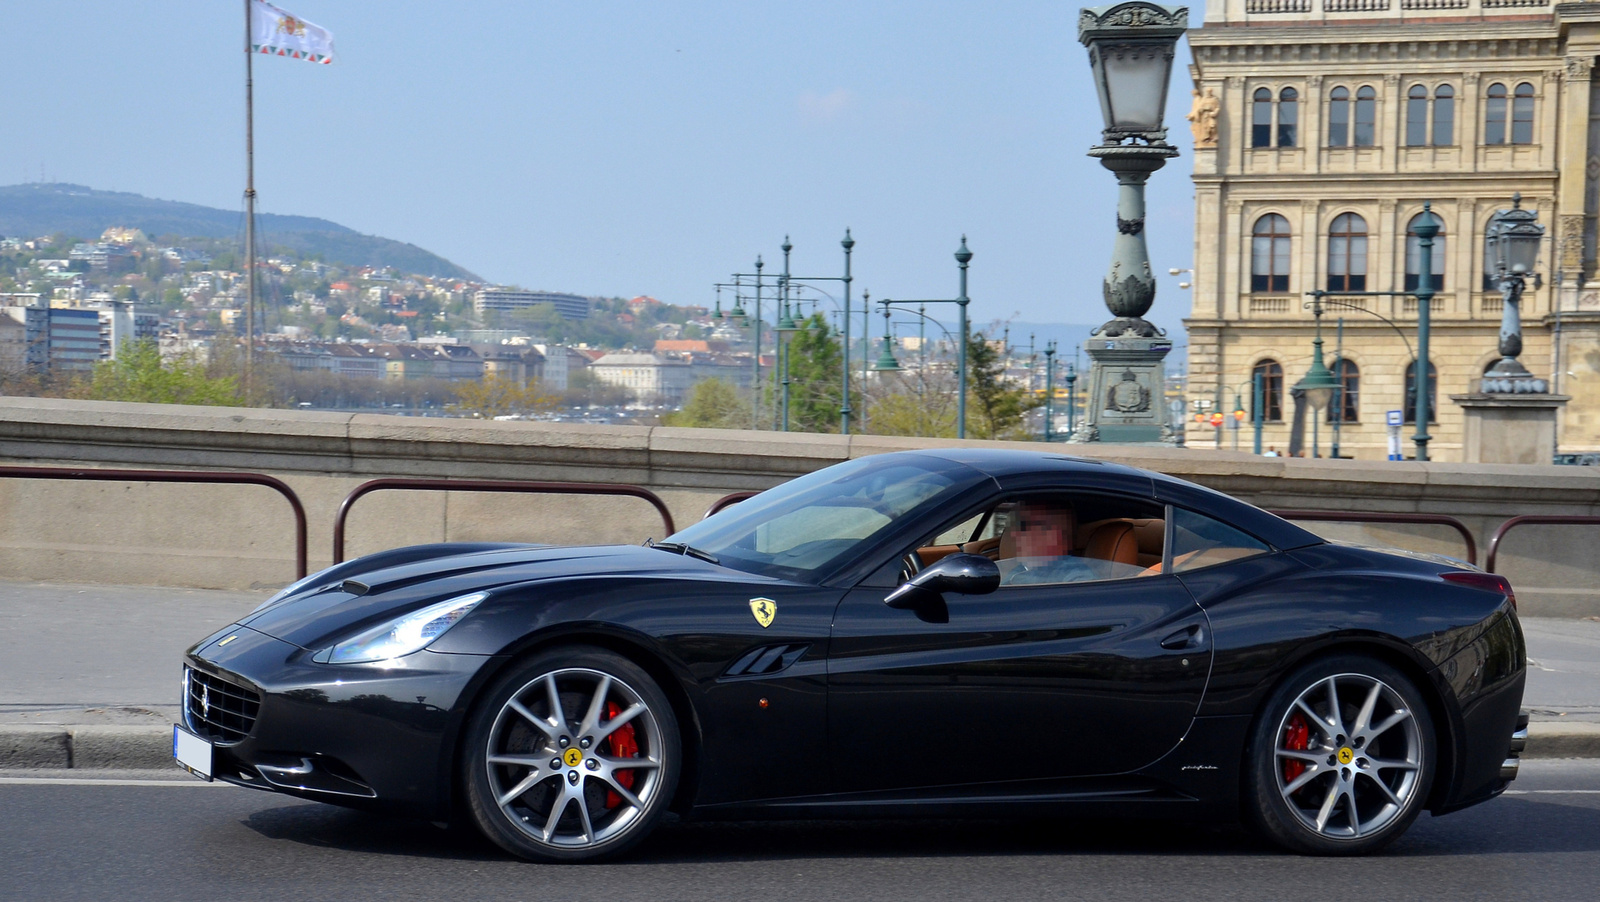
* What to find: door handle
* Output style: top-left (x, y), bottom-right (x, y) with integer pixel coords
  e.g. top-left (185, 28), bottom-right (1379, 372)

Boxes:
top-left (1160, 624), bottom-right (1204, 650)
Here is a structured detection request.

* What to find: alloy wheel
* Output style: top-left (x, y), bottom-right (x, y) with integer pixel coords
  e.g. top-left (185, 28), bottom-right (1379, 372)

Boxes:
top-left (1273, 672), bottom-right (1422, 840)
top-left (484, 667), bottom-right (666, 850)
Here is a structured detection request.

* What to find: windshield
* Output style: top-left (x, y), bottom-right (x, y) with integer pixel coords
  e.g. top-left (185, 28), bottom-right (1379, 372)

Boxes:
top-left (668, 454), bottom-right (980, 581)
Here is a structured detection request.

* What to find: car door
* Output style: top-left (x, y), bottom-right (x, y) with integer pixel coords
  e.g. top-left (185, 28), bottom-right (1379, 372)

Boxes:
top-left (826, 491), bottom-right (1212, 795)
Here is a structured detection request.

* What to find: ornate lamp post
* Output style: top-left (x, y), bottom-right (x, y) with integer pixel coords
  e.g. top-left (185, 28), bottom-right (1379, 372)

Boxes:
top-left (1449, 194), bottom-right (1568, 463)
top-left (1482, 194), bottom-right (1549, 393)
top-left (1073, 3), bottom-right (1187, 443)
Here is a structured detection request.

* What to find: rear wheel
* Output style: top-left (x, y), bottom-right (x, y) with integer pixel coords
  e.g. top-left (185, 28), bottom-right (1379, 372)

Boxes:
top-left (1244, 655), bottom-right (1435, 856)
top-left (463, 647), bottom-right (680, 862)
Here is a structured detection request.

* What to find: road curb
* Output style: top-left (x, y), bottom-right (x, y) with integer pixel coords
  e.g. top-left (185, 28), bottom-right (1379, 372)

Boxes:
top-left (1, 725), bottom-right (176, 770)
top-left (1524, 721), bottom-right (1600, 759)
top-left (3, 721), bottom-right (1600, 771)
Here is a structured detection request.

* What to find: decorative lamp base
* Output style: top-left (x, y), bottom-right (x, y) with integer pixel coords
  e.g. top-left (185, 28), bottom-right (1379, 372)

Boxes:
top-left (1068, 319), bottom-right (1176, 444)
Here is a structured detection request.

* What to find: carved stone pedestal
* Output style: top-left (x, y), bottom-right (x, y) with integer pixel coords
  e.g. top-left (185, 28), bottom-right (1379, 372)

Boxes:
top-left (1070, 328), bottom-right (1176, 444)
top-left (1449, 392), bottom-right (1569, 465)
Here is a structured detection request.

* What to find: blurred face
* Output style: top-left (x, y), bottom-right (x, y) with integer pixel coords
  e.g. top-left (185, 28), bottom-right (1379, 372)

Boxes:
top-left (1013, 503), bottom-right (1073, 558)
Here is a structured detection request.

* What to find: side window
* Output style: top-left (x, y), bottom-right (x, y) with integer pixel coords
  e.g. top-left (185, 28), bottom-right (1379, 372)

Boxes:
top-left (932, 511), bottom-right (989, 547)
top-left (909, 492), bottom-right (1165, 587)
top-left (1170, 508), bottom-right (1271, 573)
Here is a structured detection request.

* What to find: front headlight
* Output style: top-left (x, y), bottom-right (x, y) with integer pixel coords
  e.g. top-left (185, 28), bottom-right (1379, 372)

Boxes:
top-left (314, 592), bottom-right (487, 665)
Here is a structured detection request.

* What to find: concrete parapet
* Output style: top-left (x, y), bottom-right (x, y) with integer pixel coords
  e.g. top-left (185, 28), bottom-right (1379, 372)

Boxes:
top-left (1, 397), bottom-right (1598, 614)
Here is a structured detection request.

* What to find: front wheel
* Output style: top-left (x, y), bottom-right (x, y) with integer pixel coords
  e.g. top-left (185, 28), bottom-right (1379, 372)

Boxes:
top-left (1243, 655), bottom-right (1435, 856)
top-left (463, 647), bottom-right (681, 862)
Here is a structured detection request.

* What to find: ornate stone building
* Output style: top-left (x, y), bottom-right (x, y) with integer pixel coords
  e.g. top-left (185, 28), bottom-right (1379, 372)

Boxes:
top-left (1185, 0), bottom-right (1600, 459)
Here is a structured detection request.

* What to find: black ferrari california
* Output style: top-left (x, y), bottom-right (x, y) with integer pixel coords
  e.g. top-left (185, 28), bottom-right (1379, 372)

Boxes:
top-left (175, 449), bottom-right (1527, 860)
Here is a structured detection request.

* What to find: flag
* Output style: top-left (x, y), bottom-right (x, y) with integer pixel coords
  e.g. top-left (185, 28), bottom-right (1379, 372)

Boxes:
top-left (250, 1), bottom-right (335, 65)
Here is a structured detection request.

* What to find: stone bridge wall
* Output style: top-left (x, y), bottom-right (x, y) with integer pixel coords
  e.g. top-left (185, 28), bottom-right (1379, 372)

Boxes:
top-left (1, 397), bottom-right (1597, 615)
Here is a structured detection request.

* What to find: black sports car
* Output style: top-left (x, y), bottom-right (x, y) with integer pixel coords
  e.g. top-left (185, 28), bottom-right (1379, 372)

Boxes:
top-left (175, 449), bottom-right (1528, 860)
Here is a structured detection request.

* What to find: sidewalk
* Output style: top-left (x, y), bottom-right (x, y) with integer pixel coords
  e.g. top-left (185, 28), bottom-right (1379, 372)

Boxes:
top-left (1, 579), bottom-right (1596, 768)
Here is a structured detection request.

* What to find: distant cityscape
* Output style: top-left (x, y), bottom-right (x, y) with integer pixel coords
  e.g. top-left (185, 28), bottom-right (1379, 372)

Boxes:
top-left (0, 224), bottom-right (1104, 433)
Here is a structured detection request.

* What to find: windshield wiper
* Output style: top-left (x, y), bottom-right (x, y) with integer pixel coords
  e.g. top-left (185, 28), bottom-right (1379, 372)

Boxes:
top-left (645, 540), bottom-right (720, 565)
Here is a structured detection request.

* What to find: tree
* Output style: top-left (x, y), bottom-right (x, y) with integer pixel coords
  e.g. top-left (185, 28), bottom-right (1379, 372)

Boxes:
top-left (450, 372), bottom-right (559, 419)
top-left (865, 368), bottom-right (957, 438)
top-left (965, 330), bottom-right (1039, 440)
top-left (71, 340), bottom-right (244, 406)
top-left (781, 313), bottom-right (850, 433)
top-left (662, 378), bottom-right (748, 429)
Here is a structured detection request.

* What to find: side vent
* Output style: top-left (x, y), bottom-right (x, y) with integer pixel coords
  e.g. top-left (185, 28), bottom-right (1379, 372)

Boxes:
top-left (723, 644), bottom-right (810, 678)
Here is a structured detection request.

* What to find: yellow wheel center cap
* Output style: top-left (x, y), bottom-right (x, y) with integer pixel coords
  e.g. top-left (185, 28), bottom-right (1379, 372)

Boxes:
top-left (1337, 747), bottom-right (1355, 765)
top-left (563, 747), bottom-right (584, 767)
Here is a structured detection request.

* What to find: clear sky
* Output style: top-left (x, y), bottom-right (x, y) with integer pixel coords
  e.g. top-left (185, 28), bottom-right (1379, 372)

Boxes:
top-left (1, 1), bottom-right (1202, 338)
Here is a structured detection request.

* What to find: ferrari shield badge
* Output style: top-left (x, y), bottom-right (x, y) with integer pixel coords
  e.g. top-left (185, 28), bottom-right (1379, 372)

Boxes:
top-left (749, 597), bottom-right (777, 628)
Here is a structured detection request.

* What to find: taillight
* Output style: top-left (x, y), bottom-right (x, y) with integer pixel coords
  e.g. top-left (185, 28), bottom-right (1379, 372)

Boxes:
top-left (1442, 571), bottom-right (1517, 611)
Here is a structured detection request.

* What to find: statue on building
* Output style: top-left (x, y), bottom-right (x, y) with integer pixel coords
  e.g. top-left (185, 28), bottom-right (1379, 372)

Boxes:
top-left (1186, 88), bottom-right (1220, 148)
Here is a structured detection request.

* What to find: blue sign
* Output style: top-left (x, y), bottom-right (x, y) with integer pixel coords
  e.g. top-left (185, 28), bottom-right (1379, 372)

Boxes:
top-left (1386, 409), bottom-right (1404, 427)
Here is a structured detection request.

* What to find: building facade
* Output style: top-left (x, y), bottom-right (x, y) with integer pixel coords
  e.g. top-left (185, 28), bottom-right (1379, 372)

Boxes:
top-left (473, 289), bottom-right (591, 320)
top-left (1186, 1), bottom-right (1600, 459)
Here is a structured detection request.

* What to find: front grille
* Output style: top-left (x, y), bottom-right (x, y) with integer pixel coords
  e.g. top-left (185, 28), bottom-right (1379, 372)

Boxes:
top-left (185, 666), bottom-right (261, 745)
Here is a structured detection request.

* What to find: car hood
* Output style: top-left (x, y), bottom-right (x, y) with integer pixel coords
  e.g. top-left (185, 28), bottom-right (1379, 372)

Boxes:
top-left (240, 543), bottom-right (726, 649)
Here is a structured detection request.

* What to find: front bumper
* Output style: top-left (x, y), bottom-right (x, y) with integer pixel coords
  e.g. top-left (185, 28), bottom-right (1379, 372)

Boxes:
top-left (182, 624), bottom-right (494, 818)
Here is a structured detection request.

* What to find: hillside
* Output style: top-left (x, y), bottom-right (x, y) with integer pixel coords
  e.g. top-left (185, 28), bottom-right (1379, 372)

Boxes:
top-left (0, 183), bottom-right (479, 280)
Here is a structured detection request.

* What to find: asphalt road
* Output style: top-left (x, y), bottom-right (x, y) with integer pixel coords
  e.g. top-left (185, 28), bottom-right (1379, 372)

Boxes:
top-left (4, 761), bottom-right (1600, 902)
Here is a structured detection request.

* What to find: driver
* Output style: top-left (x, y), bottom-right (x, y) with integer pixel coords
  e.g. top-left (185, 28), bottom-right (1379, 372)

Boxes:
top-left (1000, 500), bottom-right (1095, 586)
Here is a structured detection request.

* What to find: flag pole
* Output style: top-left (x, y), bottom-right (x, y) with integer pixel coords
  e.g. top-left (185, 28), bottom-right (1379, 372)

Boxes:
top-left (243, 0), bottom-right (256, 396)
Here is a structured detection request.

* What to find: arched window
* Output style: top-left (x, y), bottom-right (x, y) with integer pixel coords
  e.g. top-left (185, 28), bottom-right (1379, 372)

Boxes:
top-left (1433, 85), bottom-right (1455, 146)
top-left (1406, 85), bottom-right (1429, 146)
top-left (1278, 87), bottom-right (1298, 147)
top-left (1404, 360), bottom-right (1439, 424)
top-left (1328, 213), bottom-right (1368, 292)
top-left (1354, 86), bottom-right (1377, 147)
top-left (1327, 358), bottom-right (1359, 424)
top-left (1485, 83), bottom-right (1508, 145)
top-left (1405, 213), bottom-right (1446, 292)
top-left (1512, 82), bottom-right (1535, 145)
top-left (1252, 214), bottom-right (1292, 293)
top-left (1328, 86), bottom-right (1350, 147)
top-left (1253, 88), bottom-right (1273, 148)
top-left (1253, 359), bottom-right (1285, 422)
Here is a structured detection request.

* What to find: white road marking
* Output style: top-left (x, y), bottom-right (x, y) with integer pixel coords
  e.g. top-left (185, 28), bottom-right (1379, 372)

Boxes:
top-left (0, 776), bottom-right (227, 787)
top-left (1503, 789), bottom-right (1600, 795)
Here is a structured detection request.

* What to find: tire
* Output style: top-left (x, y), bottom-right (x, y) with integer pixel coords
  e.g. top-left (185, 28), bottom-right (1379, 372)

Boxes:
top-left (1243, 654), bottom-right (1436, 856)
top-left (463, 646), bottom-right (681, 862)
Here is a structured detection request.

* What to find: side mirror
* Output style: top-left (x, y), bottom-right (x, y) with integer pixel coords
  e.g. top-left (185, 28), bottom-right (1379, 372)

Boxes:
top-left (885, 553), bottom-right (1001, 609)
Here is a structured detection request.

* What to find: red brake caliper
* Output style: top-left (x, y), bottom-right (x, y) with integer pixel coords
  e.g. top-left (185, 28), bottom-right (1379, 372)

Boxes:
top-left (603, 701), bottom-right (638, 809)
top-left (1283, 713), bottom-right (1310, 784)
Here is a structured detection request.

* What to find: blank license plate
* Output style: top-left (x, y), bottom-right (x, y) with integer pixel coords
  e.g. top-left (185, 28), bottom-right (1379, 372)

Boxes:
top-left (173, 725), bottom-right (213, 780)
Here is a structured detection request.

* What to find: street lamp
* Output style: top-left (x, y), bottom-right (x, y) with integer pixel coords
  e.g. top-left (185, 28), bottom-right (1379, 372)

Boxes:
top-left (1482, 193), bottom-right (1549, 393)
top-left (874, 304), bottom-right (901, 372)
top-left (1064, 360), bottom-right (1079, 436)
top-left (1074, 2), bottom-right (1187, 443)
top-left (874, 236), bottom-right (974, 438)
top-left (1043, 342), bottom-right (1058, 442)
top-left (1293, 315), bottom-right (1339, 458)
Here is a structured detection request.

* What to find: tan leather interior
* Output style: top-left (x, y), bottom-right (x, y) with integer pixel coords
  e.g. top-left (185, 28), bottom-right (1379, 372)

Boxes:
top-left (917, 513), bottom-right (1166, 572)
top-left (912, 536), bottom-right (1002, 567)
top-left (1077, 517), bottom-right (1164, 567)
top-left (1081, 521), bottom-right (1140, 566)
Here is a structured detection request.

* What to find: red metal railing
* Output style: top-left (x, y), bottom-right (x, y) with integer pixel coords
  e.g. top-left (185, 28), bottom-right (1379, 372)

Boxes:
top-left (704, 491), bottom-right (760, 520)
top-left (1269, 509), bottom-right (1477, 566)
top-left (0, 465), bottom-right (308, 578)
top-left (332, 478), bottom-right (676, 563)
top-left (1486, 515), bottom-right (1600, 574)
